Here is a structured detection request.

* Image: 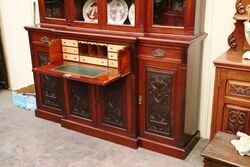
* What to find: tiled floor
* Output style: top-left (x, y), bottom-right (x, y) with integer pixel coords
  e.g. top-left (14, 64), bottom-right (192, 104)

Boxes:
top-left (0, 90), bottom-right (208, 167)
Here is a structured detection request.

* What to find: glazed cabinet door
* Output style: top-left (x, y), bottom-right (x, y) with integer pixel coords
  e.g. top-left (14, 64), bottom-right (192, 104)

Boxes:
top-left (38, 0), bottom-right (69, 24)
top-left (139, 59), bottom-right (178, 145)
top-left (103, 0), bottom-right (142, 32)
top-left (69, 0), bottom-right (102, 29)
top-left (146, 0), bottom-right (196, 34)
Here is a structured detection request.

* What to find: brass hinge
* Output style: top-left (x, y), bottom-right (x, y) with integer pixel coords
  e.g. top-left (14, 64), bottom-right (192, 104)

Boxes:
top-left (138, 95), bottom-right (142, 105)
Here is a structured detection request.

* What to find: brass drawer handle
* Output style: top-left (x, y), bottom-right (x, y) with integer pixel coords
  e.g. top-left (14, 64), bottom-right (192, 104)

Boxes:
top-left (152, 49), bottom-right (166, 58)
top-left (40, 36), bottom-right (50, 44)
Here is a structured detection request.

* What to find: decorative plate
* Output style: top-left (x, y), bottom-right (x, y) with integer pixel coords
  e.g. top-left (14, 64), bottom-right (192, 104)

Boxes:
top-left (108, 0), bottom-right (128, 25)
top-left (129, 3), bottom-right (135, 26)
top-left (82, 0), bottom-right (98, 23)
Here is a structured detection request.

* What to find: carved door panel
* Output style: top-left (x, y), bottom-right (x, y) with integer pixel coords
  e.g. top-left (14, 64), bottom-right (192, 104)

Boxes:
top-left (41, 74), bottom-right (63, 111)
top-left (32, 45), bottom-right (50, 67)
top-left (34, 73), bottom-right (64, 115)
top-left (222, 105), bottom-right (250, 135)
top-left (67, 80), bottom-right (96, 126)
top-left (98, 78), bottom-right (129, 136)
top-left (139, 59), bottom-right (178, 144)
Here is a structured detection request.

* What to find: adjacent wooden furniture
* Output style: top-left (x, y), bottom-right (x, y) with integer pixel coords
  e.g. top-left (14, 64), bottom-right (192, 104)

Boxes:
top-left (25, 0), bottom-right (206, 159)
top-left (201, 132), bottom-right (250, 167)
top-left (211, 0), bottom-right (250, 139)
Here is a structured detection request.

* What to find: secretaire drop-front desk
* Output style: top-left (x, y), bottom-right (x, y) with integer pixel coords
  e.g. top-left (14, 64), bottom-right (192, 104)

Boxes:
top-left (25, 0), bottom-right (206, 159)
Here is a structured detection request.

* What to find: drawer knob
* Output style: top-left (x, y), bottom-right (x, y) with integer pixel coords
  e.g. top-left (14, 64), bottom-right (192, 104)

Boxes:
top-left (152, 49), bottom-right (166, 58)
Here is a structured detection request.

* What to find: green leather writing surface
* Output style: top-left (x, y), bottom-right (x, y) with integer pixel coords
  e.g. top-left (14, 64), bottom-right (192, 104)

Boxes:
top-left (54, 64), bottom-right (107, 78)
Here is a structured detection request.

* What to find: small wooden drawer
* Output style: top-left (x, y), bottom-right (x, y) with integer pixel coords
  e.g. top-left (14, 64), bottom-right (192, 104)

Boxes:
top-left (61, 39), bottom-right (78, 47)
top-left (62, 46), bottom-right (79, 54)
top-left (139, 45), bottom-right (183, 60)
top-left (226, 80), bottom-right (250, 99)
top-left (80, 56), bottom-right (108, 66)
top-left (108, 52), bottom-right (118, 60)
top-left (31, 33), bottom-right (54, 44)
top-left (108, 44), bottom-right (125, 52)
top-left (63, 53), bottom-right (80, 62)
top-left (108, 60), bottom-right (118, 68)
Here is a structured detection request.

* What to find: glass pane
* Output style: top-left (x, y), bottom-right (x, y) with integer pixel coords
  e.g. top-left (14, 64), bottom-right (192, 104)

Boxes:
top-left (74, 0), bottom-right (98, 23)
top-left (45, 0), bottom-right (65, 18)
top-left (107, 0), bottom-right (135, 26)
top-left (153, 0), bottom-right (185, 27)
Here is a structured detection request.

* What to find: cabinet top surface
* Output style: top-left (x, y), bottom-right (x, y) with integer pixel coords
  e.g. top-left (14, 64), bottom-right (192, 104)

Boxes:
top-left (201, 132), bottom-right (250, 166)
top-left (214, 49), bottom-right (250, 70)
top-left (25, 24), bottom-right (207, 46)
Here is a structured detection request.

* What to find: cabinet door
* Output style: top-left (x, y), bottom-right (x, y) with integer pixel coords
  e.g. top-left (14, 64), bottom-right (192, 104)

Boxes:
top-left (70, 0), bottom-right (102, 29)
top-left (38, 0), bottom-right (69, 24)
top-left (98, 77), bottom-right (134, 136)
top-left (31, 40), bottom-right (64, 116)
top-left (66, 80), bottom-right (96, 126)
top-left (103, 0), bottom-right (142, 32)
top-left (146, 0), bottom-right (196, 34)
top-left (139, 59), bottom-right (178, 145)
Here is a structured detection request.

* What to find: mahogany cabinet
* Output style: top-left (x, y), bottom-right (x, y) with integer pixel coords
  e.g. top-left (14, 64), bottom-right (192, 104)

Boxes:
top-left (211, 50), bottom-right (250, 139)
top-left (26, 0), bottom-right (206, 159)
top-left (210, 0), bottom-right (250, 139)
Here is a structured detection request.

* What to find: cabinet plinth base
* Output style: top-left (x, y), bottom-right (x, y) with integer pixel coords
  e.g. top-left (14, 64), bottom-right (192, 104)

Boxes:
top-left (61, 119), bottom-right (139, 149)
top-left (35, 109), bottom-right (62, 123)
top-left (139, 131), bottom-right (200, 159)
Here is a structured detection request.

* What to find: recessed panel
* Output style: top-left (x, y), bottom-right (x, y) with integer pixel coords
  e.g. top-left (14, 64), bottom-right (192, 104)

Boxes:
top-left (53, 64), bottom-right (107, 78)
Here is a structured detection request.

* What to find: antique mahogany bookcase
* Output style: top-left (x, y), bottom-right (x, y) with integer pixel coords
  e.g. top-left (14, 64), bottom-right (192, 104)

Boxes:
top-left (211, 0), bottom-right (250, 139)
top-left (25, 0), bottom-right (206, 159)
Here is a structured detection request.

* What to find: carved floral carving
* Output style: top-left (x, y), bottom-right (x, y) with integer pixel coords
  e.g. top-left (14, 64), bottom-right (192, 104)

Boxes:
top-left (38, 52), bottom-right (50, 66)
top-left (227, 108), bottom-right (249, 134)
top-left (229, 83), bottom-right (250, 97)
top-left (146, 71), bottom-right (172, 136)
top-left (69, 81), bottom-right (90, 118)
top-left (41, 75), bottom-right (61, 108)
top-left (103, 81), bottom-right (125, 128)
